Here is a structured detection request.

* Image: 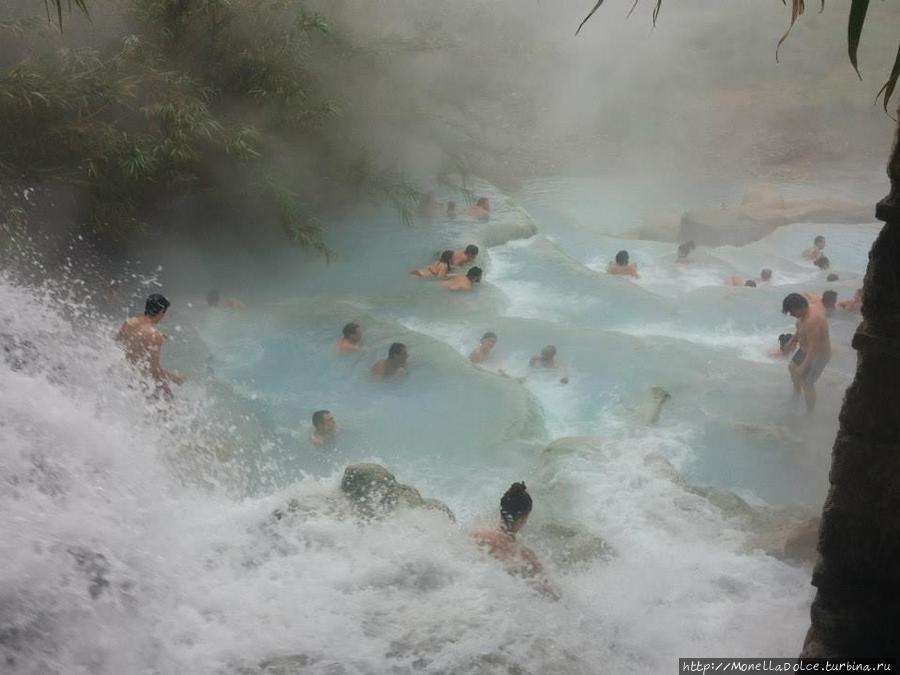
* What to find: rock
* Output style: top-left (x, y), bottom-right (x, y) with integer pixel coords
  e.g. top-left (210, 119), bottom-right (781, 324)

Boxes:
top-left (642, 386), bottom-right (671, 425)
top-left (782, 517), bottom-right (820, 563)
top-left (67, 546), bottom-right (110, 599)
top-left (535, 522), bottom-right (615, 567)
top-left (339, 463), bottom-right (455, 521)
top-left (477, 207), bottom-right (538, 248)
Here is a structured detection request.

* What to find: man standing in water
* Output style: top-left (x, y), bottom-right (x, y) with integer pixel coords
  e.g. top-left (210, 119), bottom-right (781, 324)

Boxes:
top-left (803, 235), bottom-right (826, 261)
top-left (117, 293), bottom-right (183, 397)
top-left (371, 342), bottom-right (408, 380)
top-left (782, 293), bottom-right (830, 413)
top-left (335, 322), bottom-right (363, 352)
top-left (469, 332), bottom-right (498, 364)
top-left (310, 410), bottom-right (337, 448)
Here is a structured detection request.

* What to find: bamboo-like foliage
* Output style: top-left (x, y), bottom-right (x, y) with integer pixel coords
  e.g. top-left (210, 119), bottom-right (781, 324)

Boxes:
top-left (577, 0), bottom-right (899, 115)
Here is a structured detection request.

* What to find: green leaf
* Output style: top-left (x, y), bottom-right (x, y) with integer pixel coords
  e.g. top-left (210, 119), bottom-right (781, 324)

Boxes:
top-left (875, 43), bottom-right (900, 117)
top-left (575, 0), bottom-right (608, 36)
top-left (848, 0), bottom-right (869, 79)
top-left (776, 0), bottom-right (805, 63)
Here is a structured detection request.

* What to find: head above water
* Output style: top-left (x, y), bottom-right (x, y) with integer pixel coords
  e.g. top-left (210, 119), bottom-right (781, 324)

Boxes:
top-left (342, 322), bottom-right (361, 342)
top-left (388, 342), bottom-right (407, 362)
top-left (206, 289), bottom-right (220, 307)
top-left (481, 331), bottom-right (497, 346)
top-left (826, 273), bottom-right (839, 282)
top-left (439, 250), bottom-right (454, 266)
top-left (744, 280), bottom-right (757, 287)
top-left (822, 290), bottom-right (838, 310)
top-left (814, 256), bottom-right (831, 270)
top-left (467, 266), bottom-right (483, 283)
top-left (615, 250), bottom-right (629, 266)
top-left (676, 241), bottom-right (696, 259)
top-left (500, 481), bottom-right (532, 532)
top-left (782, 292), bottom-right (809, 317)
top-left (312, 409), bottom-right (335, 432)
top-left (541, 345), bottom-right (557, 361)
top-left (760, 268), bottom-right (772, 281)
top-left (464, 244), bottom-right (479, 259)
top-left (475, 197), bottom-right (489, 210)
top-left (778, 333), bottom-right (794, 352)
top-left (144, 293), bottom-right (170, 319)
top-left (814, 235), bottom-right (826, 249)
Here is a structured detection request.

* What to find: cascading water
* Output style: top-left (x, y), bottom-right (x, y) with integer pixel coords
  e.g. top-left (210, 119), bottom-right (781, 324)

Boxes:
top-left (0, 175), bottom-right (879, 674)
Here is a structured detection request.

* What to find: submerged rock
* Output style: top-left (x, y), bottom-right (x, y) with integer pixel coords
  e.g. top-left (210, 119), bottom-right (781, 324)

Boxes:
top-left (340, 463), bottom-right (455, 521)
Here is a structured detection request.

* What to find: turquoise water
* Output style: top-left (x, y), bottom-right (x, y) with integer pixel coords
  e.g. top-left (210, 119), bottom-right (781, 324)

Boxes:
top-left (0, 175), bottom-right (883, 673)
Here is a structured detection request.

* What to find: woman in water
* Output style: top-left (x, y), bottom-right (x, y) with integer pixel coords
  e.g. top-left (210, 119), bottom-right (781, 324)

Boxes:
top-left (472, 482), bottom-right (557, 597)
top-left (411, 250), bottom-right (454, 278)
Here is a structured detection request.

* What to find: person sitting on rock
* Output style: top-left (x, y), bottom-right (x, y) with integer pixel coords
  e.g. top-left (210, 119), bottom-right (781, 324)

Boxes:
top-left (803, 235), bottom-right (826, 261)
top-left (451, 245), bottom-right (479, 267)
top-left (335, 322), bottom-right (363, 352)
top-left (607, 250), bottom-right (639, 278)
top-left (469, 332), bottom-right (497, 364)
top-left (411, 250), bottom-right (454, 278)
top-left (471, 482), bottom-right (558, 599)
top-left (310, 409), bottom-right (337, 448)
top-left (440, 266), bottom-right (482, 291)
top-left (371, 342), bottom-right (408, 380)
top-left (529, 345), bottom-right (569, 384)
top-left (676, 240), bottom-right (696, 263)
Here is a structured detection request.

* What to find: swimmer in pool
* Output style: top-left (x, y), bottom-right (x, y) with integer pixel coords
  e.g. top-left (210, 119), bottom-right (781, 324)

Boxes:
top-left (726, 269), bottom-right (771, 286)
top-left (676, 240), bottom-right (696, 263)
top-left (116, 294), bottom-right (184, 398)
top-left (471, 482), bottom-right (558, 599)
top-left (469, 332), bottom-right (498, 364)
top-left (440, 266), bottom-right (482, 291)
top-left (783, 292), bottom-right (831, 413)
top-left (310, 409), bottom-right (337, 448)
top-left (607, 250), bottom-right (639, 278)
top-left (803, 235), bottom-right (826, 261)
top-left (451, 245), bottom-right (479, 267)
top-left (838, 288), bottom-right (862, 313)
top-left (335, 322), bottom-right (363, 352)
top-left (411, 250), bottom-right (453, 278)
top-left (371, 342), bottom-right (408, 380)
top-left (804, 290), bottom-right (838, 318)
top-left (529, 345), bottom-right (569, 384)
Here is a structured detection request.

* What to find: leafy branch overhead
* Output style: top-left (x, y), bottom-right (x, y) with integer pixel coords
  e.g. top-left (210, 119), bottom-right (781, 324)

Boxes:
top-left (576, 0), bottom-right (899, 113)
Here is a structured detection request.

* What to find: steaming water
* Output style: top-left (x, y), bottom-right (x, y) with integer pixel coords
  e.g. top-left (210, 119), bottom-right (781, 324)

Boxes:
top-left (0, 176), bottom-right (881, 674)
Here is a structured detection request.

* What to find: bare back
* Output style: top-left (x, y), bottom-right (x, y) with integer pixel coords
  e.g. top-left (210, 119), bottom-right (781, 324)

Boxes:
top-left (117, 317), bottom-right (164, 375)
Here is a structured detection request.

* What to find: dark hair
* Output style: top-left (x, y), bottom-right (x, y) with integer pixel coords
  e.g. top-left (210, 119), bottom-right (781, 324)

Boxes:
top-left (814, 235), bottom-right (825, 245)
top-left (814, 256), bottom-right (831, 270)
top-left (500, 482), bottom-right (533, 528)
top-left (439, 250), bottom-right (454, 266)
top-left (744, 280), bottom-right (757, 287)
top-left (761, 268), bottom-right (772, 281)
top-left (312, 410), bottom-right (330, 429)
top-left (206, 289), bottom-right (220, 307)
top-left (342, 322), bottom-right (360, 339)
top-left (778, 333), bottom-right (794, 351)
top-left (782, 293), bottom-right (808, 314)
top-left (615, 250), bottom-right (629, 265)
top-left (543, 345), bottom-right (557, 357)
top-left (482, 331), bottom-right (497, 342)
top-left (826, 273), bottom-right (839, 282)
top-left (464, 244), bottom-right (479, 257)
top-left (467, 266), bottom-right (483, 282)
top-left (822, 290), bottom-right (838, 308)
top-left (476, 197), bottom-right (489, 209)
top-left (388, 342), bottom-right (406, 359)
top-left (144, 294), bottom-right (170, 317)
top-left (677, 241), bottom-right (695, 258)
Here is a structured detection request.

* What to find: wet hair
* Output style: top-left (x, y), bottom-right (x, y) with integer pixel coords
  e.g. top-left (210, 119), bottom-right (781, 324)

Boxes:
top-left (500, 482), bottom-right (533, 528)
top-left (312, 410), bottom-right (330, 430)
top-left (826, 273), bottom-right (839, 282)
top-left (760, 268), bottom-right (772, 281)
top-left (814, 235), bottom-right (825, 246)
top-left (615, 250), bottom-right (629, 266)
top-left (467, 266), bottom-right (483, 283)
top-left (144, 293), bottom-right (170, 317)
top-left (439, 250), bottom-right (454, 266)
top-left (782, 293), bottom-right (809, 314)
top-left (388, 342), bottom-right (406, 359)
top-left (677, 241), bottom-right (696, 258)
top-left (342, 322), bottom-right (360, 339)
top-left (543, 345), bottom-right (557, 358)
top-left (778, 333), bottom-right (794, 351)
top-left (814, 256), bottom-right (831, 270)
top-left (482, 331), bottom-right (497, 342)
top-left (206, 289), bottom-right (220, 307)
top-left (822, 290), bottom-right (838, 308)
top-left (464, 244), bottom-right (479, 257)
top-left (475, 197), bottom-right (489, 209)
top-left (744, 280), bottom-right (757, 287)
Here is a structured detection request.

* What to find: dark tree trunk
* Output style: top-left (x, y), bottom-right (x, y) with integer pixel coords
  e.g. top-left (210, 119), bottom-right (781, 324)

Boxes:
top-left (801, 109), bottom-right (900, 657)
